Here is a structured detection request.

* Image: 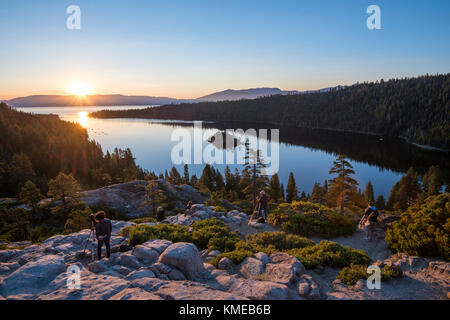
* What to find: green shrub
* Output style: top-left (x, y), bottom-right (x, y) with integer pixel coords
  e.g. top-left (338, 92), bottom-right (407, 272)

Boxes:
top-left (129, 217), bottom-right (157, 224)
top-left (213, 206), bottom-right (227, 213)
top-left (245, 231), bottom-right (315, 252)
top-left (268, 201), bottom-right (356, 238)
top-left (191, 219), bottom-right (240, 252)
top-left (337, 264), bottom-right (403, 285)
top-left (287, 240), bottom-right (372, 269)
top-left (210, 249), bottom-right (254, 267)
top-left (385, 193), bottom-right (450, 261)
top-left (336, 264), bottom-right (367, 285)
top-left (126, 224), bottom-right (192, 246)
top-left (123, 218), bottom-right (240, 252)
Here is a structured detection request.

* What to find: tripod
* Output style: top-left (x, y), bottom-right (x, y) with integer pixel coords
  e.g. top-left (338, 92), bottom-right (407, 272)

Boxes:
top-left (83, 216), bottom-right (96, 262)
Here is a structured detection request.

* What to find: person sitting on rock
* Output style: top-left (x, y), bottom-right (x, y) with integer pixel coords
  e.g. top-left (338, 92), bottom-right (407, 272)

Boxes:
top-left (95, 211), bottom-right (112, 260)
top-left (156, 206), bottom-right (165, 222)
top-left (185, 201), bottom-right (193, 213)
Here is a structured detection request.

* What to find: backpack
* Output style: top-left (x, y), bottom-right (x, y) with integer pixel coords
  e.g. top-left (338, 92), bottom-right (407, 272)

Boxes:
top-left (367, 206), bottom-right (379, 222)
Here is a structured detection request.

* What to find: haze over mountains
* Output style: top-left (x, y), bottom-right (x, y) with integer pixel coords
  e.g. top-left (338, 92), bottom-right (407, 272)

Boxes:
top-left (2, 86), bottom-right (342, 107)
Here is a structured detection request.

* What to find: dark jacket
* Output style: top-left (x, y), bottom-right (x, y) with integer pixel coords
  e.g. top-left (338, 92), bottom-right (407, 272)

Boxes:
top-left (96, 219), bottom-right (112, 239)
top-left (256, 194), bottom-right (268, 212)
top-left (364, 206), bottom-right (379, 222)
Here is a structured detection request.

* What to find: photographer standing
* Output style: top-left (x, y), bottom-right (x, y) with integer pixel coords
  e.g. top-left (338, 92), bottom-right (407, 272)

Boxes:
top-left (95, 211), bottom-right (112, 260)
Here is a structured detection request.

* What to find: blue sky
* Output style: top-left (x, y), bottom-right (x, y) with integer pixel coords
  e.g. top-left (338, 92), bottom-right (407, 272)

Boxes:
top-left (1, 0), bottom-right (449, 99)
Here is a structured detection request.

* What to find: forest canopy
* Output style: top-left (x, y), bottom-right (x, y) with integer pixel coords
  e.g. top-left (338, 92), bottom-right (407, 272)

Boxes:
top-left (0, 103), bottom-right (145, 196)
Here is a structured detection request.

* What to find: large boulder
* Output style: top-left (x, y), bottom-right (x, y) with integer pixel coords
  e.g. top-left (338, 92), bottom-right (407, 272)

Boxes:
top-left (142, 240), bottom-right (173, 254)
top-left (132, 245), bottom-right (159, 265)
top-left (297, 274), bottom-right (322, 300)
top-left (0, 254), bottom-right (66, 297)
top-left (239, 257), bottom-right (265, 279)
top-left (218, 257), bottom-right (236, 273)
top-left (131, 277), bottom-right (244, 300)
top-left (39, 269), bottom-right (129, 300)
top-left (118, 252), bottom-right (142, 269)
top-left (212, 274), bottom-right (291, 300)
top-left (158, 243), bottom-right (205, 280)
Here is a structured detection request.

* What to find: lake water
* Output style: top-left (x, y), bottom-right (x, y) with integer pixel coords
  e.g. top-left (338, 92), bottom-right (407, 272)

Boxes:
top-left (16, 106), bottom-right (450, 198)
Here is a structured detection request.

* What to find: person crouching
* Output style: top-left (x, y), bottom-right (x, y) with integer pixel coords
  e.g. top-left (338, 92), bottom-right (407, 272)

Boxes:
top-left (95, 211), bottom-right (112, 260)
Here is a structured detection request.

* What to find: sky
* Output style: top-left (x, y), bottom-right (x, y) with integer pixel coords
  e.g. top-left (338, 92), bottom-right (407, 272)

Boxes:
top-left (1, 0), bottom-right (449, 99)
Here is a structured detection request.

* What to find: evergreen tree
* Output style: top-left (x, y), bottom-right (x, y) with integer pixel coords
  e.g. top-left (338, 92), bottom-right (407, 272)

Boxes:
top-left (243, 140), bottom-right (268, 207)
top-left (422, 165), bottom-right (443, 196)
top-left (268, 174), bottom-right (283, 202)
top-left (183, 164), bottom-right (190, 185)
top-left (375, 194), bottom-right (386, 209)
top-left (280, 184), bottom-right (285, 201)
top-left (286, 172), bottom-right (298, 203)
top-left (387, 168), bottom-right (420, 211)
top-left (311, 182), bottom-right (325, 204)
top-left (327, 155), bottom-right (359, 214)
top-left (19, 181), bottom-right (43, 217)
top-left (199, 164), bottom-right (215, 192)
top-left (364, 181), bottom-right (375, 203)
top-left (8, 153), bottom-right (36, 194)
top-left (47, 173), bottom-right (83, 218)
top-left (168, 166), bottom-right (182, 185)
top-left (141, 180), bottom-right (166, 217)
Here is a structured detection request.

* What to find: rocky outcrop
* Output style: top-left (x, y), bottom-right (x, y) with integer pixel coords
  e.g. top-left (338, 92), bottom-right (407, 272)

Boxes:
top-left (81, 180), bottom-right (207, 217)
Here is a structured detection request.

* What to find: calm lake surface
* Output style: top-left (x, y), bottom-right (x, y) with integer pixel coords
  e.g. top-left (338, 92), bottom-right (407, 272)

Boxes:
top-left (16, 106), bottom-right (450, 198)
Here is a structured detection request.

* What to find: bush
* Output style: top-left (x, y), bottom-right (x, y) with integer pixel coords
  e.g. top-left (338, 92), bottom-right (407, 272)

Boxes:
top-left (125, 224), bottom-right (193, 246)
top-left (123, 218), bottom-right (240, 252)
top-left (268, 201), bottom-right (356, 238)
top-left (244, 231), bottom-right (315, 252)
top-left (337, 264), bottom-right (403, 285)
top-left (210, 249), bottom-right (254, 267)
top-left (191, 219), bottom-right (240, 252)
top-left (129, 217), bottom-right (157, 224)
top-left (287, 240), bottom-right (372, 269)
top-left (385, 193), bottom-right (450, 261)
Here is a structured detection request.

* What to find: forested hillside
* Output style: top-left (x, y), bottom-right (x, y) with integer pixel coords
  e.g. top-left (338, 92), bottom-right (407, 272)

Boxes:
top-left (0, 103), bottom-right (145, 196)
top-left (91, 74), bottom-right (450, 149)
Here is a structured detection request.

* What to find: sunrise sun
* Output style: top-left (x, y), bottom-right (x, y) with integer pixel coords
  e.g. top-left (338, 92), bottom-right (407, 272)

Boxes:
top-left (68, 82), bottom-right (92, 96)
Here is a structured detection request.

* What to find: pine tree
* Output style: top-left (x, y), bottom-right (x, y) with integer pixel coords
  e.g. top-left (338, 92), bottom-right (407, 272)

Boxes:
top-left (311, 182), bottom-right (325, 204)
top-left (19, 181), bottom-right (43, 217)
top-left (168, 166), bottom-right (182, 185)
top-left (47, 173), bottom-right (83, 218)
top-left (364, 181), bottom-right (375, 203)
top-left (243, 140), bottom-right (268, 207)
top-left (422, 165), bottom-right (443, 196)
top-left (183, 164), bottom-right (190, 185)
top-left (280, 184), bottom-right (285, 201)
top-left (327, 155), bottom-right (359, 214)
top-left (268, 174), bottom-right (282, 202)
top-left (286, 172), bottom-right (298, 203)
top-left (141, 180), bottom-right (166, 217)
top-left (8, 153), bottom-right (36, 194)
top-left (199, 164), bottom-right (215, 192)
top-left (375, 194), bottom-right (386, 209)
top-left (387, 168), bottom-right (420, 211)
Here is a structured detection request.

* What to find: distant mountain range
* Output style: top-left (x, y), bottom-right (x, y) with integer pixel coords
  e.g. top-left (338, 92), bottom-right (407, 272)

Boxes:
top-left (196, 88), bottom-right (300, 102)
top-left (2, 86), bottom-right (344, 107)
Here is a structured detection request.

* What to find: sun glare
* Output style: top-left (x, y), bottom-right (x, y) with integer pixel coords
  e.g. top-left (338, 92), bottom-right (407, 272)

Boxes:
top-left (69, 82), bottom-right (91, 96)
top-left (78, 111), bottom-right (89, 128)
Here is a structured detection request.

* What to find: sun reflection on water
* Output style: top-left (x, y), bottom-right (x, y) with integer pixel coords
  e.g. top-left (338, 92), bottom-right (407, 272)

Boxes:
top-left (78, 111), bottom-right (88, 128)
